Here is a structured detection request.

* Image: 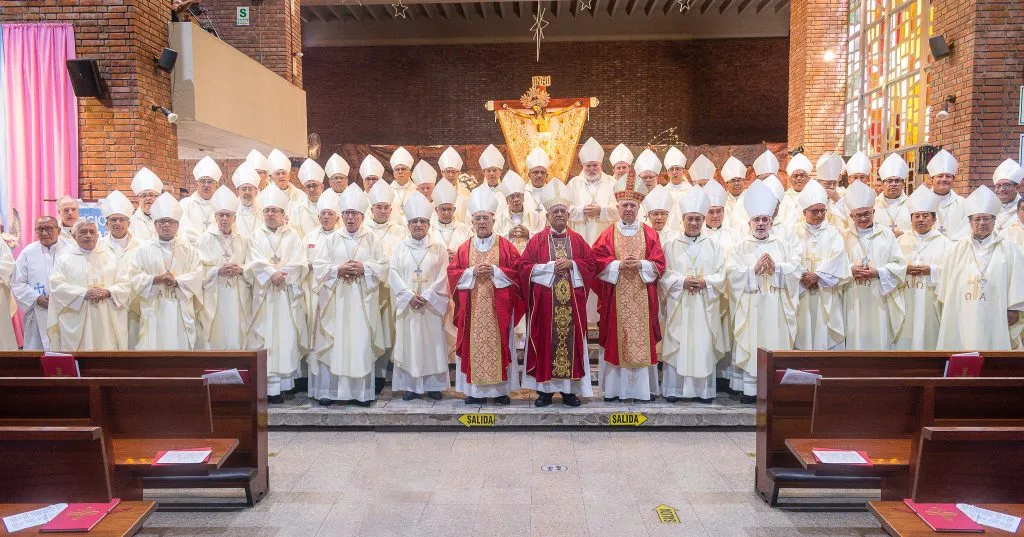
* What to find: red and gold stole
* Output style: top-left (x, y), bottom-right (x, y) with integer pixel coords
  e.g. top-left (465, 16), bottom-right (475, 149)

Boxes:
top-left (613, 227), bottom-right (651, 368)
top-left (467, 240), bottom-right (504, 384)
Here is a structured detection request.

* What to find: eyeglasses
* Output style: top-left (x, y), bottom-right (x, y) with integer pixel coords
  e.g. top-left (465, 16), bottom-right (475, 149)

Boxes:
top-left (994, 183), bottom-right (1017, 191)
top-left (970, 215), bottom-right (995, 224)
top-left (197, 179), bottom-right (217, 186)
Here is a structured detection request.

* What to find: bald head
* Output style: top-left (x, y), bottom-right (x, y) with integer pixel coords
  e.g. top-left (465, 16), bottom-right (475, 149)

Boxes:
top-left (56, 196), bottom-right (79, 227)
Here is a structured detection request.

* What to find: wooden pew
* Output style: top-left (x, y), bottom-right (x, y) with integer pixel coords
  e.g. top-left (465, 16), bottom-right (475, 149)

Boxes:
top-left (0, 351), bottom-right (268, 506)
top-left (755, 348), bottom-right (1024, 506)
top-left (912, 426), bottom-right (1024, 503)
top-left (0, 426), bottom-right (112, 503)
top-left (867, 502), bottom-right (1024, 537)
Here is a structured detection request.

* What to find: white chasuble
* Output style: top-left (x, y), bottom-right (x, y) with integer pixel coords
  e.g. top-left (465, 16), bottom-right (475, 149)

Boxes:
top-left (874, 194), bottom-right (912, 234)
top-left (303, 226), bottom-right (338, 346)
top-left (99, 233), bottom-right (140, 261)
top-left (47, 248), bottom-right (130, 351)
top-left (793, 223), bottom-right (851, 350)
top-left (289, 199), bottom-right (319, 242)
top-left (936, 233), bottom-right (1024, 350)
top-left (896, 230), bottom-right (951, 350)
top-left (495, 210), bottom-right (544, 253)
top-left (13, 241), bottom-right (69, 350)
top-left (430, 221), bottom-right (471, 360)
top-left (935, 191), bottom-right (968, 239)
top-left (659, 234), bottom-right (727, 399)
top-left (197, 229), bottom-right (252, 350)
top-left (842, 226), bottom-right (907, 350)
top-left (389, 237), bottom-right (451, 393)
top-left (366, 220), bottom-right (407, 354)
top-left (567, 174), bottom-right (618, 244)
top-left (247, 224), bottom-right (308, 394)
top-left (0, 240), bottom-right (18, 350)
top-left (726, 234), bottom-right (801, 395)
top-left (129, 209), bottom-right (156, 243)
top-left (706, 225), bottom-right (739, 357)
top-left (127, 238), bottom-right (203, 350)
top-left (178, 193), bottom-right (215, 245)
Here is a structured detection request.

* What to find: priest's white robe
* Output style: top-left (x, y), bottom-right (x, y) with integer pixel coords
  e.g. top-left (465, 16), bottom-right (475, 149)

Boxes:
top-left (495, 209), bottom-right (544, 253)
top-left (874, 194), bottom-right (912, 235)
top-left (793, 222), bottom-right (851, 350)
top-left (247, 223), bottom-right (309, 396)
top-left (567, 173), bottom-right (618, 245)
top-left (706, 225), bottom-right (739, 375)
top-left (659, 233), bottom-right (727, 399)
top-left (664, 181), bottom-right (693, 199)
top-left (235, 202), bottom-right (262, 240)
top-left (996, 195), bottom-right (1022, 231)
top-left (197, 228), bottom-right (252, 350)
top-left (289, 198), bottom-right (319, 242)
top-left (0, 240), bottom-right (17, 350)
top-left (524, 184), bottom-right (547, 224)
top-left (366, 219), bottom-right (406, 376)
top-left (98, 233), bottom-right (141, 348)
top-left (1007, 219), bottom-right (1024, 248)
top-left (129, 209), bottom-right (156, 243)
top-left (311, 227), bottom-right (387, 402)
top-left (127, 237), bottom-right (203, 350)
top-left (12, 240), bottom-right (69, 350)
top-left (726, 233), bottom-right (801, 396)
top-left (390, 181), bottom-right (417, 222)
top-left (842, 226), bottom-right (907, 350)
top-left (726, 191), bottom-right (749, 234)
top-left (47, 247), bottom-right (130, 351)
top-left (389, 236), bottom-right (451, 394)
top-left (936, 232), bottom-right (1024, 350)
top-left (430, 220), bottom-right (472, 361)
top-left (178, 193), bottom-right (215, 245)
top-left (935, 190), bottom-right (968, 239)
top-left (894, 230), bottom-right (950, 350)
top-left (303, 225), bottom-right (338, 351)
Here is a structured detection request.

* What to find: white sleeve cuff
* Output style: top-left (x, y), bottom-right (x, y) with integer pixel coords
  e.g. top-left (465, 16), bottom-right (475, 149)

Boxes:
top-left (929, 264), bottom-right (942, 286)
top-left (456, 268), bottom-right (475, 290)
top-left (639, 260), bottom-right (658, 283)
top-left (598, 260), bottom-right (620, 284)
top-left (877, 267), bottom-right (899, 295)
top-left (570, 261), bottom-right (584, 288)
top-left (530, 262), bottom-right (556, 288)
top-left (491, 265), bottom-right (513, 289)
top-left (816, 271), bottom-right (841, 288)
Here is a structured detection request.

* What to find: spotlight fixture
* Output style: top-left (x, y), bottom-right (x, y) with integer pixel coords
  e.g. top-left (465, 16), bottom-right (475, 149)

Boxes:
top-left (823, 49), bottom-right (836, 63)
top-left (788, 146), bottom-right (805, 157)
top-left (936, 95), bottom-right (956, 121)
top-left (293, 52), bottom-right (304, 58)
top-left (151, 105), bottom-right (179, 124)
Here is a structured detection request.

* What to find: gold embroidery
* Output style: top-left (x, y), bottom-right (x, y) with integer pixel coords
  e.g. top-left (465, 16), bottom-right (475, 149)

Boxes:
top-left (467, 241), bottom-right (504, 385)
top-left (613, 227), bottom-right (651, 368)
top-left (550, 234), bottom-right (575, 379)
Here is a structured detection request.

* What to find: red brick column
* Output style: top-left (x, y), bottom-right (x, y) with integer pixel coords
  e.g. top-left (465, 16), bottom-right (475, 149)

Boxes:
top-left (787, 0), bottom-right (848, 158)
top-left (928, 0), bottom-right (1024, 191)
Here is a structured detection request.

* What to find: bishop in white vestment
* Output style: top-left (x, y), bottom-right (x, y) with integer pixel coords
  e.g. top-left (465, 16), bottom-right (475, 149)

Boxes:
top-left (98, 191), bottom-right (140, 260)
top-left (127, 193), bottom-right (204, 351)
top-left (873, 154), bottom-right (912, 236)
top-left (663, 146), bottom-right (693, 197)
top-left (928, 149), bottom-right (968, 239)
top-left (197, 186), bottom-right (252, 350)
top-left (12, 217), bottom-right (69, 350)
top-left (365, 180), bottom-right (407, 381)
top-left (179, 156), bottom-right (220, 245)
top-left (232, 162), bottom-right (263, 240)
top-left (0, 238), bottom-right (18, 349)
top-left (567, 137), bottom-right (618, 244)
top-left (291, 158), bottom-right (325, 239)
top-left (47, 221), bottom-right (131, 351)
top-left (495, 171), bottom-right (543, 252)
top-left (896, 187), bottom-right (951, 350)
top-left (992, 159), bottom-right (1024, 230)
top-left (128, 167), bottom-right (163, 243)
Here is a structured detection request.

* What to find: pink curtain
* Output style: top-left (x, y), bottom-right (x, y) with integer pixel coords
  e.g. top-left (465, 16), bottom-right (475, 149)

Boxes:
top-left (2, 22), bottom-right (79, 252)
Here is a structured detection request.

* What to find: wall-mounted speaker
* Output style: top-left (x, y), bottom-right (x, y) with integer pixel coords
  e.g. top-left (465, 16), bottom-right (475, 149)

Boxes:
top-left (155, 48), bottom-right (178, 72)
top-left (929, 35), bottom-right (951, 60)
top-left (66, 59), bottom-right (107, 98)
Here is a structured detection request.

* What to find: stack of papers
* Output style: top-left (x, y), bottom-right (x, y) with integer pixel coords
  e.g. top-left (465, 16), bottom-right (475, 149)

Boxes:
top-left (154, 448), bottom-right (213, 465)
top-left (811, 449), bottom-right (871, 465)
top-left (956, 504), bottom-right (1022, 533)
top-left (2, 503), bottom-right (68, 533)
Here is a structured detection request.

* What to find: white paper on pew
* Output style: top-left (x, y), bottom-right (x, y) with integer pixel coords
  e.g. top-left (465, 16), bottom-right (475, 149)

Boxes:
top-left (956, 504), bottom-right (1022, 533)
top-left (157, 449), bottom-right (213, 464)
top-left (780, 369), bottom-right (822, 385)
top-left (811, 450), bottom-right (868, 464)
top-left (202, 368), bottom-right (244, 385)
top-left (2, 503), bottom-right (68, 533)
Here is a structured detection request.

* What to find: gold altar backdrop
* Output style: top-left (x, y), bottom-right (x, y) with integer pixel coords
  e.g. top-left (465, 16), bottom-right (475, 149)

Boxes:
top-left (496, 105), bottom-right (589, 182)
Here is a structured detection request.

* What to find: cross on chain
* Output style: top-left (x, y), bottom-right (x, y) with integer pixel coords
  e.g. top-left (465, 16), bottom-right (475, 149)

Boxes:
top-left (967, 274), bottom-right (987, 296)
top-left (412, 267), bottom-right (426, 295)
top-left (33, 283), bottom-right (46, 296)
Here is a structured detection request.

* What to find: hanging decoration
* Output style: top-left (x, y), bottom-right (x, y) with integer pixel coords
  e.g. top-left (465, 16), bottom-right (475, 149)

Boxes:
top-left (529, 0), bottom-right (549, 62)
top-left (392, 0), bottom-right (408, 18)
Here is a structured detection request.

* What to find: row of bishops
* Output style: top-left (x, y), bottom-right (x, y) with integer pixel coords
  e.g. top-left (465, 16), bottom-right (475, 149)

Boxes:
top-left (1, 142), bottom-right (1022, 406)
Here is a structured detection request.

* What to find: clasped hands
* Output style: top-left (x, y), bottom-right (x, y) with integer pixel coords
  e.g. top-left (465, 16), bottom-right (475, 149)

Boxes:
top-left (851, 262), bottom-right (879, 282)
top-left (682, 276), bottom-right (706, 293)
top-left (620, 254), bottom-right (642, 272)
top-left (583, 203), bottom-right (601, 219)
top-left (754, 254), bottom-right (776, 276)
top-left (510, 225), bottom-right (530, 239)
top-left (153, 272), bottom-right (178, 288)
top-left (473, 263), bottom-right (494, 279)
top-left (906, 264), bottom-right (931, 276)
top-left (218, 263), bottom-right (243, 277)
top-left (84, 286), bottom-right (111, 302)
top-left (800, 272), bottom-right (819, 290)
top-left (554, 258), bottom-right (574, 277)
top-left (337, 260), bottom-right (365, 281)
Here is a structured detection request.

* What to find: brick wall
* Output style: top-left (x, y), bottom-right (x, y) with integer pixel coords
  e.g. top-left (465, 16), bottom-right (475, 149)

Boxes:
top-left (1, 0), bottom-right (183, 197)
top-left (302, 38), bottom-right (790, 149)
top-left (787, 0), bottom-right (848, 158)
top-left (189, 0), bottom-right (303, 87)
top-left (929, 0), bottom-right (1024, 190)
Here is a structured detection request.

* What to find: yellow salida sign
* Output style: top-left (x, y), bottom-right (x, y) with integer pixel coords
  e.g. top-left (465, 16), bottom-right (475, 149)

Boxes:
top-left (458, 414), bottom-right (496, 427)
top-left (609, 412), bottom-right (648, 426)
top-left (653, 504), bottom-right (680, 524)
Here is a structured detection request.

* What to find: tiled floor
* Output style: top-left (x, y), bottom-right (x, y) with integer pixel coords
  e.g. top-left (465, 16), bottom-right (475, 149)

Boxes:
top-left (139, 430), bottom-right (888, 537)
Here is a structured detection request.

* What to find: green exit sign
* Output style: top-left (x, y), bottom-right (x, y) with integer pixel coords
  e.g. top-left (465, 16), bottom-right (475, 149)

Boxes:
top-left (236, 6), bottom-right (250, 26)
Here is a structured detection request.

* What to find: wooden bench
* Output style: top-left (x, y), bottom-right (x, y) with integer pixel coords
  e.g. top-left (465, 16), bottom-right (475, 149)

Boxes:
top-left (755, 349), bottom-right (1024, 506)
top-left (0, 501), bottom-right (157, 537)
top-left (867, 501), bottom-right (1024, 537)
top-left (0, 351), bottom-right (268, 506)
top-left (0, 426), bottom-right (113, 503)
top-left (912, 426), bottom-right (1024, 503)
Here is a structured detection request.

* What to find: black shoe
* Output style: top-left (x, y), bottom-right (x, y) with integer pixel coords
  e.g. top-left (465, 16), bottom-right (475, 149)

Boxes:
top-left (374, 377), bottom-right (386, 395)
top-left (493, 395), bottom-right (511, 405)
top-left (665, 396), bottom-right (681, 403)
top-left (427, 391), bottom-right (443, 401)
top-left (465, 396), bottom-right (486, 404)
top-left (740, 395), bottom-right (756, 405)
top-left (268, 394), bottom-right (285, 404)
top-left (603, 396), bottom-right (620, 402)
top-left (402, 391), bottom-right (422, 401)
top-left (561, 393), bottom-right (581, 407)
top-left (534, 392), bottom-right (553, 407)
top-left (352, 399), bottom-right (372, 407)
top-left (694, 397), bottom-right (714, 404)
top-left (318, 398), bottom-right (334, 407)
top-left (292, 377), bottom-right (309, 393)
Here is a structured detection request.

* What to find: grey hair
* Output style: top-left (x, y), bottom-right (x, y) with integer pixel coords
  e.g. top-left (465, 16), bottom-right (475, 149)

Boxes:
top-left (71, 220), bottom-right (98, 235)
top-left (56, 196), bottom-right (79, 208)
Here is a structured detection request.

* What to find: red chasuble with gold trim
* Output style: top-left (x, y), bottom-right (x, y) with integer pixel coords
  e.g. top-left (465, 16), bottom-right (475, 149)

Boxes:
top-left (447, 236), bottom-right (524, 384)
top-left (592, 224), bottom-right (665, 367)
top-left (516, 227), bottom-right (596, 383)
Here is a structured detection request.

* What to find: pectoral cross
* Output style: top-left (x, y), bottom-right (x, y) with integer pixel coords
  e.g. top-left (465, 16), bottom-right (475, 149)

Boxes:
top-left (223, 254), bottom-right (234, 288)
top-left (412, 267), bottom-right (426, 295)
top-left (861, 256), bottom-right (870, 268)
top-left (967, 274), bottom-right (986, 296)
top-left (33, 283), bottom-right (46, 296)
top-left (270, 254), bottom-right (282, 268)
top-left (804, 251), bottom-right (821, 273)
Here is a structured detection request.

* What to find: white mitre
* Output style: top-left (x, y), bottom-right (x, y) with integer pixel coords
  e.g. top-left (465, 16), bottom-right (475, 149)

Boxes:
top-left (390, 147), bottom-right (414, 170)
top-left (797, 180), bottom-right (829, 210)
top-left (743, 180), bottom-right (778, 218)
top-left (844, 180), bottom-right (877, 210)
top-left (679, 186), bottom-right (710, 215)
top-left (403, 191), bottom-right (433, 220)
top-left (339, 183), bottom-right (369, 214)
top-left (525, 147), bottom-right (550, 170)
top-left (609, 144), bottom-right (634, 166)
top-left (540, 179), bottom-right (572, 210)
top-left (664, 146), bottom-right (687, 170)
top-left (762, 174), bottom-right (785, 201)
top-left (467, 185), bottom-right (498, 215)
top-left (721, 156), bottom-right (747, 181)
top-left (907, 185), bottom-right (941, 214)
top-left (298, 159), bottom-right (325, 186)
top-left (688, 154), bottom-right (717, 183)
top-left (926, 149), bottom-right (957, 177)
top-left (879, 153), bottom-right (909, 180)
top-left (498, 171), bottom-right (526, 197)
top-left (964, 186), bottom-right (1002, 217)
top-left (993, 159), bottom-right (1024, 185)
top-left (232, 162), bottom-right (260, 188)
top-left (267, 149), bottom-right (291, 174)
top-left (643, 185), bottom-right (673, 213)
top-left (151, 192), bottom-right (183, 221)
top-left (412, 161), bottom-right (438, 186)
top-left (192, 156), bottom-right (222, 182)
top-left (432, 179), bottom-right (458, 207)
top-left (325, 154), bottom-right (350, 178)
top-left (317, 188), bottom-right (340, 214)
top-left (478, 145), bottom-right (505, 170)
top-left (816, 153), bottom-right (845, 182)
top-left (359, 155), bottom-right (385, 179)
top-left (438, 147), bottom-right (464, 172)
top-left (367, 180), bottom-right (394, 206)
top-left (259, 184), bottom-right (289, 210)
top-left (101, 190), bottom-right (135, 218)
top-left (752, 150), bottom-right (780, 176)
top-left (245, 149), bottom-right (269, 173)
top-left (785, 153), bottom-right (812, 176)
top-left (703, 179), bottom-right (728, 207)
top-left (578, 137), bottom-right (604, 165)
top-left (633, 149), bottom-right (662, 176)
top-left (210, 185), bottom-right (240, 213)
top-left (845, 151), bottom-right (872, 176)
top-left (131, 167), bottom-right (163, 195)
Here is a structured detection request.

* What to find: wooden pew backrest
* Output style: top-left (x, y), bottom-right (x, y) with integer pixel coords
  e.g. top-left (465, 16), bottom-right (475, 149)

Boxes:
top-left (0, 426), bottom-right (112, 503)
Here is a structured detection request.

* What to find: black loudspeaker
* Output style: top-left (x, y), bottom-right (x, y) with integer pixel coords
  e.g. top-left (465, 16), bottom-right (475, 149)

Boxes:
top-left (929, 35), bottom-right (951, 60)
top-left (66, 59), bottom-right (107, 98)
top-left (155, 48), bottom-right (178, 72)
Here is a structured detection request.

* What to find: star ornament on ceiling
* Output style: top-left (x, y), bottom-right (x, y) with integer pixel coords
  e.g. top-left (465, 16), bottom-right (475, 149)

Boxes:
top-left (392, 1), bottom-right (408, 18)
top-left (530, 4), bottom-right (549, 62)
top-left (578, 0), bottom-right (592, 11)
top-left (676, 0), bottom-right (692, 12)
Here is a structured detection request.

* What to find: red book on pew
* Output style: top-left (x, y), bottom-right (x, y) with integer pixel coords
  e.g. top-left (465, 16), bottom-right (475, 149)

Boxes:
top-left (903, 499), bottom-right (984, 533)
top-left (944, 353), bottom-right (984, 378)
top-left (40, 353), bottom-right (81, 378)
top-left (39, 498), bottom-right (120, 532)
